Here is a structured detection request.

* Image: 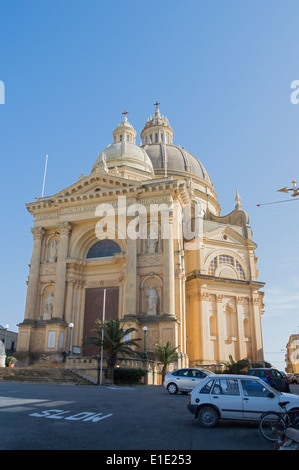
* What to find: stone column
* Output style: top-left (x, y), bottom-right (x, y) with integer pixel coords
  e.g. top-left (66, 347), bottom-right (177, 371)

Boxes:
top-left (53, 222), bottom-right (72, 320)
top-left (201, 292), bottom-right (210, 362)
top-left (24, 227), bottom-right (45, 320)
top-left (236, 296), bottom-right (246, 360)
top-left (125, 236), bottom-right (137, 315)
top-left (216, 294), bottom-right (225, 361)
top-left (251, 295), bottom-right (264, 362)
top-left (163, 212), bottom-right (175, 316)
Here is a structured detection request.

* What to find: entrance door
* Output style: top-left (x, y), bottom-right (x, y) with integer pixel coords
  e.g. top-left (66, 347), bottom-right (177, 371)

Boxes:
top-left (83, 287), bottom-right (119, 356)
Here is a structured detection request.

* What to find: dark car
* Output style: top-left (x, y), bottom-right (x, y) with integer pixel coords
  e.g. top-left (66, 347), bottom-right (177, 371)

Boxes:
top-left (247, 368), bottom-right (290, 392)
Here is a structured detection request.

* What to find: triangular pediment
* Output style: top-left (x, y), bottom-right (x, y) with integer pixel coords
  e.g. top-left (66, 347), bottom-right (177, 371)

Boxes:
top-left (26, 172), bottom-right (189, 215)
top-left (52, 172), bottom-right (136, 199)
top-left (203, 224), bottom-right (256, 248)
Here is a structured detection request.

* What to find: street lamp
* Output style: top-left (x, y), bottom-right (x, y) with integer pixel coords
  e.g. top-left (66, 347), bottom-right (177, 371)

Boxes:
top-left (4, 324), bottom-right (9, 357)
top-left (143, 326), bottom-right (148, 360)
top-left (68, 323), bottom-right (74, 357)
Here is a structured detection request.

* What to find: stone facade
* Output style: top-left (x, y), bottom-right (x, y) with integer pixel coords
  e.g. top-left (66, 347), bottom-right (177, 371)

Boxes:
top-left (17, 105), bottom-right (265, 367)
top-left (286, 334), bottom-right (299, 373)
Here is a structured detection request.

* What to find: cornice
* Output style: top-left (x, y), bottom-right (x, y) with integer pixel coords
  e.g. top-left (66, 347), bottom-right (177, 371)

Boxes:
top-left (186, 271), bottom-right (265, 288)
top-left (26, 176), bottom-right (191, 216)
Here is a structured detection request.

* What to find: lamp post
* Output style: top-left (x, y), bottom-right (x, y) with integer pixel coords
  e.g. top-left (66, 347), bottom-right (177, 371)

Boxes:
top-left (99, 289), bottom-right (106, 386)
top-left (143, 326), bottom-right (148, 360)
top-left (68, 323), bottom-right (74, 357)
top-left (4, 324), bottom-right (9, 357)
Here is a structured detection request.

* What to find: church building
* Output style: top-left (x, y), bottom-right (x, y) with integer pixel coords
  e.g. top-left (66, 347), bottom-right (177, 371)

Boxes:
top-left (17, 104), bottom-right (265, 368)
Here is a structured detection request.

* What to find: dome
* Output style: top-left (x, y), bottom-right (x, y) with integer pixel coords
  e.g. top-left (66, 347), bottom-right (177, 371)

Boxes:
top-left (92, 142), bottom-right (154, 176)
top-left (141, 102), bottom-right (174, 146)
top-left (92, 112), bottom-right (154, 177)
top-left (140, 103), bottom-right (212, 183)
top-left (113, 112), bottom-right (136, 144)
top-left (143, 143), bottom-right (212, 184)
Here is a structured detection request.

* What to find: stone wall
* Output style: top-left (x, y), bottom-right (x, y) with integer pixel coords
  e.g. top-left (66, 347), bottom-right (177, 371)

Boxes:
top-left (66, 356), bottom-right (163, 385)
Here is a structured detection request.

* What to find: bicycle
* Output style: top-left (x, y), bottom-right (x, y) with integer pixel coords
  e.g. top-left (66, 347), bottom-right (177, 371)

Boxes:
top-left (259, 401), bottom-right (299, 442)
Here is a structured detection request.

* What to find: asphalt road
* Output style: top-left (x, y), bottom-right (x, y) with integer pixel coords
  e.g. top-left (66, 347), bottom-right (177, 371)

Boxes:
top-left (0, 382), bottom-right (298, 452)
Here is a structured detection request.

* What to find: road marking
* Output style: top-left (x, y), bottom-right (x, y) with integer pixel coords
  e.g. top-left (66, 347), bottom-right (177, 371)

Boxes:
top-left (29, 409), bottom-right (113, 422)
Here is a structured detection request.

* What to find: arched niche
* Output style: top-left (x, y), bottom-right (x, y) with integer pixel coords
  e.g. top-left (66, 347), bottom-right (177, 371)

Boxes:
top-left (140, 275), bottom-right (163, 315)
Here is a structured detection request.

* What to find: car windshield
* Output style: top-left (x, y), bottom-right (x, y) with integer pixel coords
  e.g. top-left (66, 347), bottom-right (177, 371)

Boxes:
top-left (199, 378), bottom-right (214, 394)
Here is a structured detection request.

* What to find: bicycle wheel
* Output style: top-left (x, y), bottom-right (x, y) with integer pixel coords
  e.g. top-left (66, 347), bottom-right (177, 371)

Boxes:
top-left (259, 412), bottom-right (286, 441)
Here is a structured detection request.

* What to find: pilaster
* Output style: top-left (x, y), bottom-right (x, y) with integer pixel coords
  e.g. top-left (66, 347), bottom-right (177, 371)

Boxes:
top-left (163, 211), bottom-right (175, 316)
top-left (125, 236), bottom-right (137, 315)
top-left (24, 227), bottom-right (45, 320)
top-left (53, 222), bottom-right (72, 320)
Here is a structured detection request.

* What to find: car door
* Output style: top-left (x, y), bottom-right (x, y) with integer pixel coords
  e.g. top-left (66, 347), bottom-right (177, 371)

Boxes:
top-left (175, 369), bottom-right (192, 391)
top-left (240, 378), bottom-right (280, 420)
top-left (187, 369), bottom-right (207, 390)
top-left (210, 378), bottom-right (243, 419)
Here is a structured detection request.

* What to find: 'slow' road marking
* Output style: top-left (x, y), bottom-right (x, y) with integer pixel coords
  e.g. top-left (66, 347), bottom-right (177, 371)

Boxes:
top-left (30, 409), bottom-right (113, 422)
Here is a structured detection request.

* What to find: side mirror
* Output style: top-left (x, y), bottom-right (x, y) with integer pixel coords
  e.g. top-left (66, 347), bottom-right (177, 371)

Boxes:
top-left (267, 392), bottom-right (275, 398)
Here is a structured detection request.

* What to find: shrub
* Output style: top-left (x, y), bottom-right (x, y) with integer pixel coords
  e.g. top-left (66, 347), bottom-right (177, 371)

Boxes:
top-left (114, 368), bottom-right (146, 385)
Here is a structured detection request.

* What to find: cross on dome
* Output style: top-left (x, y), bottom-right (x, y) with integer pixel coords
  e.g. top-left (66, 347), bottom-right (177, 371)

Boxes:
top-left (122, 109), bottom-right (129, 121)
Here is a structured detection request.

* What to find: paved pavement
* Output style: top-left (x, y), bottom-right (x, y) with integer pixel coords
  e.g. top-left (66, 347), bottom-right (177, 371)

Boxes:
top-left (0, 382), bottom-right (298, 452)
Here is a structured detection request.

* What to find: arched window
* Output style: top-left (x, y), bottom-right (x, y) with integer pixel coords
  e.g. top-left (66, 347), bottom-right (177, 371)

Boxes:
top-left (208, 255), bottom-right (246, 280)
top-left (235, 260), bottom-right (245, 280)
top-left (87, 240), bottom-right (121, 259)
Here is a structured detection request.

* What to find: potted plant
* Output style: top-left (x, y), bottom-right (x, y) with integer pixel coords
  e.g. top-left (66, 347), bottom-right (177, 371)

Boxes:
top-left (6, 356), bottom-right (17, 367)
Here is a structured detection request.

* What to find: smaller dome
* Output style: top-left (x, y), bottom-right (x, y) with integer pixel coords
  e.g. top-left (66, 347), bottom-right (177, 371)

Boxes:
top-left (113, 111), bottom-right (137, 144)
top-left (141, 103), bottom-right (174, 146)
top-left (92, 111), bottom-right (154, 178)
top-left (92, 142), bottom-right (154, 176)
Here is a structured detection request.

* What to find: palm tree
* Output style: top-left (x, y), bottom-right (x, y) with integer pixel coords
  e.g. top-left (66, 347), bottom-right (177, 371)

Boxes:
top-left (154, 341), bottom-right (179, 383)
top-left (223, 355), bottom-right (250, 374)
top-left (84, 319), bottom-right (141, 385)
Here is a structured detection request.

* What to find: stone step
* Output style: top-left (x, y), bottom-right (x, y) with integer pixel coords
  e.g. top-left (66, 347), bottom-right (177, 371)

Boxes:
top-left (0, 367), bottom-right (94, 385)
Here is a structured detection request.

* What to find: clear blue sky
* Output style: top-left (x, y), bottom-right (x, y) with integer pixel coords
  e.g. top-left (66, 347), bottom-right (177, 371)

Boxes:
top-left (1, 0), bottom-right (299, 369)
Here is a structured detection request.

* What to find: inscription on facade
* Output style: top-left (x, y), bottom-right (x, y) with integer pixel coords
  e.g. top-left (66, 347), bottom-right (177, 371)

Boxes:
top-left (35, 197), bottom-right (170, 221)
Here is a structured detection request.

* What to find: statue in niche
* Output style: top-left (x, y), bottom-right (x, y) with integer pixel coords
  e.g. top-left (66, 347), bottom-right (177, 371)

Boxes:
top-left (147, 228), bottom-right (158, 254)
top-left (49, 239), bottom-right (59, 262)
top-left (43, 293), bottom-right (54, 320)
top-left (146, 286), bottom-right (158, 315)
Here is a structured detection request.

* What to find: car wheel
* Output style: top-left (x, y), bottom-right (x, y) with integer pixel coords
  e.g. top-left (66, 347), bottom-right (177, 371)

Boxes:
top-left (167, 383), bottom-right (178, 395)
top-left (197, 406), bottom-right (218, 428)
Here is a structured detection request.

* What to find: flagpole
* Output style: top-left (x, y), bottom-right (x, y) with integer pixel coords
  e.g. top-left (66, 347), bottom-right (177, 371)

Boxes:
top-left (41, 154), bottom-right (48, 198)
top-left (99, 289), bottom-right (106, 386)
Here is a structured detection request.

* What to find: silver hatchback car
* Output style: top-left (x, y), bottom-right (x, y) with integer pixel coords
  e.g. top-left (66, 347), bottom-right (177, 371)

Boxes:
top-left (164, 368), bottom-right (214, 394)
